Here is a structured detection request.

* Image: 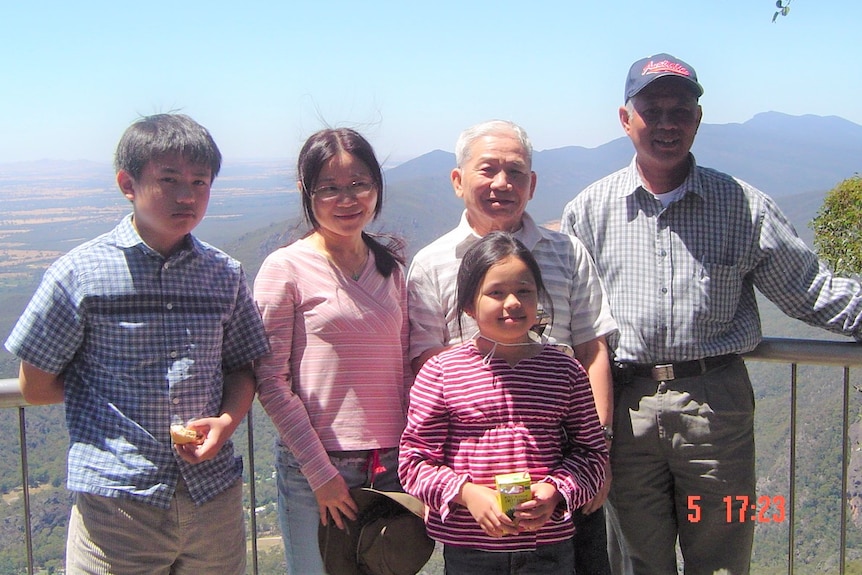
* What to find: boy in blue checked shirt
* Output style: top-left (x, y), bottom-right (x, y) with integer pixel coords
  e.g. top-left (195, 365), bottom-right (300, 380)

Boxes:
top-left (5, 113), bottom-right (269, 575)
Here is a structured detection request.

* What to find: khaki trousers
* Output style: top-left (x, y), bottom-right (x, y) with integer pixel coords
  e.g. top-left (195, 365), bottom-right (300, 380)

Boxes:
top-left (65, 478), bottom-right (246, 575)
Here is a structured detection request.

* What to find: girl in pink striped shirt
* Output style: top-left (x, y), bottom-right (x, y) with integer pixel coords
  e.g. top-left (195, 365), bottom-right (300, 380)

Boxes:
top-left (399, 232), bottom-right (608, 574)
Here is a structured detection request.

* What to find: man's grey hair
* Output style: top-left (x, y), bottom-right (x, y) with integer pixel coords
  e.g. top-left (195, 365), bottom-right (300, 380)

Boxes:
top-left (454, 120), bottom-right (533, 168)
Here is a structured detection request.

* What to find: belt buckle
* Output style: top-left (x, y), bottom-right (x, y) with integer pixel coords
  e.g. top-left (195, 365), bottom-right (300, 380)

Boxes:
top-left (651, 363), bottom-right (675, 381)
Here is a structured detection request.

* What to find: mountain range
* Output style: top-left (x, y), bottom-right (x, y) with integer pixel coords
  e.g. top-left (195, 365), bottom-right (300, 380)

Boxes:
top-left (3, 111), bottom-right (855, 280)
top-left (378, 111), bottom-right (861, 257)
top-left (1, 111), bottom-right (861, 573)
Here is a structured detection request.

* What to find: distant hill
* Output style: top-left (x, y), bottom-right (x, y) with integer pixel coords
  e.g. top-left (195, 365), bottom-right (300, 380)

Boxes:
top-left (0, 111), bottom-right (857, 311)
top-left (382, 112), bottom-right (862, 241)
top-left (2, 112), bottom-right (862, 574)
top-left (694, 112), bottom-right (862, 195)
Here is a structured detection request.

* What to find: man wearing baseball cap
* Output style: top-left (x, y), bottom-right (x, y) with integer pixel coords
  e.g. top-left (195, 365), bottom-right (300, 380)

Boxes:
top-left (560, 53), bottom-right (862, 574)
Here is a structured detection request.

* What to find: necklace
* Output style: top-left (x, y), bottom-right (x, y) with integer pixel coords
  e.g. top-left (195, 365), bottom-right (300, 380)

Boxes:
top-left (307, 234), bottom-right (369, 281)
top-left (327, 248), bottom-right (369, 280)
top-left (472, 333), bottom-right (541, 366)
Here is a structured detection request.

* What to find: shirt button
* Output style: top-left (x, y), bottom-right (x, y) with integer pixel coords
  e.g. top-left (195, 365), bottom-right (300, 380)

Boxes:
top-left (164, 262), bottom-right (171, 270)
top-left (166, 303), bottom-right (174, 310)
top-left (170, 351), bottom-right (178, 358)
top-left (660, 287), bottom-right (668, 294)
top-left (172, 397), bottom-right (181, 405)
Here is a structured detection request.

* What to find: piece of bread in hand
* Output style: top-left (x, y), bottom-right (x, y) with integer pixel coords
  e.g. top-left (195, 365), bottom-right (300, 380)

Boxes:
top-left (170, 424), bottom-right (204, 445)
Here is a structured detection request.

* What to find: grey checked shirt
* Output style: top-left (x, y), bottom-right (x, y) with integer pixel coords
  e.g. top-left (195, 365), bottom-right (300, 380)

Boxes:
top-left (561, 155), bottom-right (862, 364)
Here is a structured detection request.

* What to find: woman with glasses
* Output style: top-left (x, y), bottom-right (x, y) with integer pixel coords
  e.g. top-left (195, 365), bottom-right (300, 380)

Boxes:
top-left (254, 128), bottom-right (410, 574)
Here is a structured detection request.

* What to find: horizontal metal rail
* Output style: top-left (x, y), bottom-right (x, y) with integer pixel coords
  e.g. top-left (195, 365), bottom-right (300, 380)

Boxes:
top-left (2, 336), bottom-right (861, 574)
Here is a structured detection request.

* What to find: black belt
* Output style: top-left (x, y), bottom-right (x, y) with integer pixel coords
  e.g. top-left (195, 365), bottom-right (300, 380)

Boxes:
top-left (626, 354), bottom-right (738, 381)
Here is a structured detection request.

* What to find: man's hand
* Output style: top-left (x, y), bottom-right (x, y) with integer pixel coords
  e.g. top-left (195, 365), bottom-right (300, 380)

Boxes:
top-left (581, 460), bottom-right (612, 514)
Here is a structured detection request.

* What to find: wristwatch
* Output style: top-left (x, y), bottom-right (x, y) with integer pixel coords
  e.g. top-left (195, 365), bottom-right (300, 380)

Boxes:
top-left (601, 425), bottom-right (614, 442)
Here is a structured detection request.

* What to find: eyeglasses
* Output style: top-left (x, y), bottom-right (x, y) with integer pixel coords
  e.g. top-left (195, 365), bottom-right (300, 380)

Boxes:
top-left (311, 180), bottom-right (376, 202)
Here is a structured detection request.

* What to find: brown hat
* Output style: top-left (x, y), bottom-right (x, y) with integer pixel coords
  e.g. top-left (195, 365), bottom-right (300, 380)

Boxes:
top-left (318, 487), bottom-right (435, 575)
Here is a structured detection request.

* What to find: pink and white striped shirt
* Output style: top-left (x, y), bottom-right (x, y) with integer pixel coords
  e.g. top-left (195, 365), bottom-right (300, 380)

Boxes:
top-left (254, 239), bottom-right (410, 491)
top-left (398, 341), bottom-right (608, 552)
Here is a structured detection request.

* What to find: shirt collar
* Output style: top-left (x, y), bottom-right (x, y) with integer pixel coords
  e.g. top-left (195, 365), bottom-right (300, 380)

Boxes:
top-left (111, 214), bottom-right (197, 259)
top-left (453, 210), bottom-right (542, 258)
top-left (621, 153), bottom-right (707, 202)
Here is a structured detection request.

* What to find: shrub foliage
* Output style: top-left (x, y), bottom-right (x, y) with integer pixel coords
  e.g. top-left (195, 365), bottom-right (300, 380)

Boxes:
top-left (812, 176), bottom-right (862, 276)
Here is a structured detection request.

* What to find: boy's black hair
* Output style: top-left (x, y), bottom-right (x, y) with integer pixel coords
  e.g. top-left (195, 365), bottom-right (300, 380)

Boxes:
top-left (114, 114), bottom-right (222, 180)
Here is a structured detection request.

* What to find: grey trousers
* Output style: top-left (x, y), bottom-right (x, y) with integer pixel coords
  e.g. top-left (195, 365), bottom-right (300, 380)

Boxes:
top-left (608, 357), bottom-right (755, 575)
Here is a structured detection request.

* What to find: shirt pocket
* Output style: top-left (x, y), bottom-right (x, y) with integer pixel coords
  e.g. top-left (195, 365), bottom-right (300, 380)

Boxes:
top-left (87, 316), bottom-right (163, 384)
top-left (692, 263), bottom-right (743, 334)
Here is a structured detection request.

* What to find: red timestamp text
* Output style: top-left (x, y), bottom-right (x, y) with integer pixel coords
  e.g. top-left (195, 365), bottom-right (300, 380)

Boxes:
top-left (686, 494), bottom-right (787, 523)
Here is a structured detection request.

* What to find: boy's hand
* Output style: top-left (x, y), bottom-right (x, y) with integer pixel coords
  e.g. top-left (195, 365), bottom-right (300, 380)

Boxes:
top-left (459, 483), bottom-right (518, 538)
top-left (173, 415), bottom-right (229, 464)
top-left (514, 481), bottom-right (562, 532)
top-left (175, 365), bottom-right (255, 464)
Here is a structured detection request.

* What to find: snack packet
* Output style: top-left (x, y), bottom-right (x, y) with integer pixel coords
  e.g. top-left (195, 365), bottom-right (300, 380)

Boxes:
top-left (495, 471), bottom-right (532, 519)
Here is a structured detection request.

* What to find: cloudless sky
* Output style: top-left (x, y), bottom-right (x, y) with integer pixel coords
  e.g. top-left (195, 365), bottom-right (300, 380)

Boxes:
top-left (2, 0), bottom-right (859, 166)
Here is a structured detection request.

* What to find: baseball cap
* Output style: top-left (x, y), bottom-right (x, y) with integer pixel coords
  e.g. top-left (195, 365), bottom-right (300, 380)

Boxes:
top-left (624, 53), bottom-right (704, 101)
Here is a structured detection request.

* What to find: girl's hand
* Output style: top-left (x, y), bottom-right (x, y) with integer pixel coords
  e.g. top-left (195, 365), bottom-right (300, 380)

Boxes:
top-left (459, 483), bottom-right (518, 538)
top-left (514, 482), bottom-right (562, 532)
top-left (313, 474), bottom-right (358, 530)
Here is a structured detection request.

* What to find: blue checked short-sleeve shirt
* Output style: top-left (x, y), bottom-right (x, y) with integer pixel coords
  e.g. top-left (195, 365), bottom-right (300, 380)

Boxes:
top-left (5, 215), bottom-right (269, 508)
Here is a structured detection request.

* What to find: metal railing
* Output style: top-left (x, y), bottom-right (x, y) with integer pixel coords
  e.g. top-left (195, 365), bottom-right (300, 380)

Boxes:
top-left (2, 336), bottom-right (862, 575)
top-left (0, 381), bottom-right (265, 575)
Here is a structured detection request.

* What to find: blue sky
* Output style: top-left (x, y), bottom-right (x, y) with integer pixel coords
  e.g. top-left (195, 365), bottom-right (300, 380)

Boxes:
top-left (2, 0), bottom-right (859, 166)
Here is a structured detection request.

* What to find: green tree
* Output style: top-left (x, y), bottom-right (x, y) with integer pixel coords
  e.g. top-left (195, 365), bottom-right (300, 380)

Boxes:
top-left (811, 176), bottom-right (862, 276)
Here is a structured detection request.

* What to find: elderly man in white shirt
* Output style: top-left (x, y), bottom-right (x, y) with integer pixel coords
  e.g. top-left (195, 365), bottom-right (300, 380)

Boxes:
top-left (407, 119), bottom-right (619, 574)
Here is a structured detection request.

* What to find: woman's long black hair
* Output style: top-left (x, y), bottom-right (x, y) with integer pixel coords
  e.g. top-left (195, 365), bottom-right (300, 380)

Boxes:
top-left (296, 128), bottom-right (404, 277)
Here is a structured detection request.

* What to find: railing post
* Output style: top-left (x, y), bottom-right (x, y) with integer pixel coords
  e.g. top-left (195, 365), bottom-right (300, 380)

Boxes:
top-left (19, 406), bottom-right (34, 575)
top-left (840, 367), bottom-right (850, 575)
top-left (788, 363), bottom-right (797, 575)
top-left (247, 409), bottom-right (259, 575)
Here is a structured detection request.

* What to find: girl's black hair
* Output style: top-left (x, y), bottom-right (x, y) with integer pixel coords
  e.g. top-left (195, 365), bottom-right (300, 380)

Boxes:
top-left (296, 128), bottom-right (404, 277)
top-left (455, 231), bottom-right (552, 338)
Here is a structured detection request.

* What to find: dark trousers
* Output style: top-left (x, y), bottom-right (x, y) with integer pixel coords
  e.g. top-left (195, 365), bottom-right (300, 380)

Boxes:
top-left (443, 539), bottom-right (574, 575)
top-left (573, 506), bottom-right (612, 575)
top-left (609, 358), bottom-right (755, 574)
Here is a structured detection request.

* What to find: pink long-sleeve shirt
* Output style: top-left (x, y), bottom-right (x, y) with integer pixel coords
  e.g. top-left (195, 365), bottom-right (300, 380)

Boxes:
top-left (254, 239), bottom-right (410, 491)
top-left (398, 341), bottom-right (608, 552)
